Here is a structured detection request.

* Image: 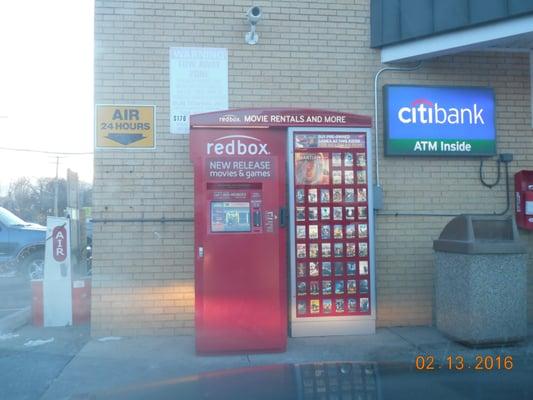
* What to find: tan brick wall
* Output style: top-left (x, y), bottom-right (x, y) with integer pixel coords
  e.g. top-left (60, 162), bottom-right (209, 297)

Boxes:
top-left (94, 0), bottom-right (533, 336)
top-left (374, 55), bottom-right (533, 326)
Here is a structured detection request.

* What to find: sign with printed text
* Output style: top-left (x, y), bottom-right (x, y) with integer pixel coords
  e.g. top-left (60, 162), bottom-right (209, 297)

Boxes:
top-left (169, 47), bottom-right (228, 134)
top-left (295, 133), bottom-right (366, 149)
top-left (43, 217), bottom-right (72, 327)
top-left (204, 134), bottom-right (275, 180)
top-left (384, 85), bottom-right (496, 156)
top-left (95, 105), bottom-right (155, 149)
top-left (206, 157), bottom-right (275, 181)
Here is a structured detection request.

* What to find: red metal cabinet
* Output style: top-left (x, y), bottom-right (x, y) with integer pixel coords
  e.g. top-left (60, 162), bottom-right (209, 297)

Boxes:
top-left (190, 127), bottom-right (287, 354)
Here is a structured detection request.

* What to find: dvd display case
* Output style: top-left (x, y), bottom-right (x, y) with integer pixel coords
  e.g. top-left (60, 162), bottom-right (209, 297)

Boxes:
top-left (289, 129), bottom-right (374, 337)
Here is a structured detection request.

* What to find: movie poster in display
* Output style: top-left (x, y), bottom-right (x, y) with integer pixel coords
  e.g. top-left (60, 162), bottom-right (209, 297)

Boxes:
top-left (322, 281), bottom-right (332, 295)
top-left (322, 262), bottom-right (331, 277)
top-left (323, 299), bottom-right (332, 313)
top-left (310, 300), bottom-right (320, 313)
top-left (347, 261), bottom-right (356, 276)
top-left (344, 152), bottom-right (354, 167)
top-left (321, 243), bottom-right (331, 258)
top-left (297, 281), bottom-right (306, 296)
top-left (359, 261), bottom-right (369, 275)
top-left (308, 189), bottom-right (318, 203)
top-left (296, 262), bottom-right (306, 277)
top-left (321, 225), bottom-right (331, 239)
top-left (310, 281), bottom-right (319, 296)
top-left (309, 262), bottom-right (319, 277)
top-left (358, 224), bottom-right (368, 238)
top-left (345, 189), bottom-right (355, 203)
top-left (332, 189), bottom-right (343, 202)
top-left (309, 243), bottom-right (319, 258)
top-left (348, 298), bottom-right (357, 312)
top-left (295, 153), bottom-right (330, 185)
top-left (296, 225), bottom-right (306, 239)
top-left (360, 298), bottom-right (369, 312)
top-left (296, 189), bottom-right (305, 203)
top-left (346, 207), bottom-right (355, 219)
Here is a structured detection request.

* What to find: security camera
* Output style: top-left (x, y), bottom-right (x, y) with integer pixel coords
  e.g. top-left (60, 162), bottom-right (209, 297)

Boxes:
top-left (247, 6), bottom-right (262, 25)
top-left (245, 6), bottom-right (262, 44)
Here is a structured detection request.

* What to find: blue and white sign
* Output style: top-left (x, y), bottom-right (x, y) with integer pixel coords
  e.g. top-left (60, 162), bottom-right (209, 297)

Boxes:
top-left (384, 85), bottom-right (496, 156)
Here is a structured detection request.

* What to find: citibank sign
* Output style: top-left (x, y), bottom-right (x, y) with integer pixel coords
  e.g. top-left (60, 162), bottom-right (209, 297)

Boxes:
top-left (384, 85), bottom-right (496, 156)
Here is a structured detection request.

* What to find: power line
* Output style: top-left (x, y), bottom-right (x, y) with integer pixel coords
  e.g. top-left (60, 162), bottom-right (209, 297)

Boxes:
top-left (0, 146), bottom-right (93, 155)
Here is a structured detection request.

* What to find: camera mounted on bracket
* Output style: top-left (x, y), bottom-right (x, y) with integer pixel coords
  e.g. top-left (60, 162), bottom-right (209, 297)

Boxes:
top-left (245, 6), bottom-right (262, 45)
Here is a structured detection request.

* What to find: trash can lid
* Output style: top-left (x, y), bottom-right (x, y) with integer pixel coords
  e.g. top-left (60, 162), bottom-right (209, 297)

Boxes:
top-left (433, 214), bottom-right (527, 254)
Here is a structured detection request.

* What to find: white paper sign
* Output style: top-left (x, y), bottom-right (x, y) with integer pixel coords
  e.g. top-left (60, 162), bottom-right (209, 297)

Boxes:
top-left (43, 217), bottom-right (72, 327)
top-left (169, 47), bottom-right (228, 134)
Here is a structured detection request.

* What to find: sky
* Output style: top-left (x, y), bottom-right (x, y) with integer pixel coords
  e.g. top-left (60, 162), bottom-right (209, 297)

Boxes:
top-left (0, 1), bottom-right (94, 195)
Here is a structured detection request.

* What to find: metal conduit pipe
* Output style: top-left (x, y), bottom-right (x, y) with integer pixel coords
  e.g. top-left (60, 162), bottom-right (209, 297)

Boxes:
top-left (92, 217), bottom-right (194, 223)
top-left (372, 62), bottom-right (510, 217)
top-left (373, 62), bottom-right (423, 186)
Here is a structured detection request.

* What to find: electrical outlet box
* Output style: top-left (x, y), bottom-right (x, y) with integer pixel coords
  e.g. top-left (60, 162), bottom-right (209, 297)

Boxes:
top-left (373, 185), bottom-right (384, 210)
top-left (499, 153), bottom-right (513, 163)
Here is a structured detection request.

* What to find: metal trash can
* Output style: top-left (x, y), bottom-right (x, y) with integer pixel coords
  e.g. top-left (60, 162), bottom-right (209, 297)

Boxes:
top-left (433, 215), bottom-right (528, 346)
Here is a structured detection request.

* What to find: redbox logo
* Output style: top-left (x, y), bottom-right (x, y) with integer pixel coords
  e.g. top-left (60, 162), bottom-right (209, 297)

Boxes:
top-left (206, 135), bottom-right (270, 155)
top-left (218, 114), bottom-right (241, 123)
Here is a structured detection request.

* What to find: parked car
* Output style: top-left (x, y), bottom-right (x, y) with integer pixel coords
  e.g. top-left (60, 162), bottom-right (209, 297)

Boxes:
top-left (0, 207), bottom-right (46, 279)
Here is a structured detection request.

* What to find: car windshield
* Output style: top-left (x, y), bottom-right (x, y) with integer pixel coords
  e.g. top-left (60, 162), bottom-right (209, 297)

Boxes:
top-left (0, 207), bottom-right (27, 226)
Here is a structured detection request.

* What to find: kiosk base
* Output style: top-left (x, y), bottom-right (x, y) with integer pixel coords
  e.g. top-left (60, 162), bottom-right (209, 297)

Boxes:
top-left (291, 318), bottom-right (376, 337)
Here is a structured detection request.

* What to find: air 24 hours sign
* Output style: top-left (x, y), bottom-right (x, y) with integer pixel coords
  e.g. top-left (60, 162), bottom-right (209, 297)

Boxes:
top-left (95, 105), bottom-right (155, 149)
top-left (384, 86), bottom-right (496, 156)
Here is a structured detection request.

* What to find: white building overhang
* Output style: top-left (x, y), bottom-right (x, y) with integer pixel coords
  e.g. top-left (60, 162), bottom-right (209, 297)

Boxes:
top-left (380, 14), bottom-right (533, 127)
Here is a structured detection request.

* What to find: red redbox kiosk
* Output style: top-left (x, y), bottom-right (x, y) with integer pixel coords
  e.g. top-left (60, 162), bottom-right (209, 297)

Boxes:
top-left (190, 108), bottom-right (375, 354)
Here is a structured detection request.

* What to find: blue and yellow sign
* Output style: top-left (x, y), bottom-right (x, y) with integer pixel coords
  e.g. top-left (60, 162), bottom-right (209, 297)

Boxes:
top-left (95, 105), bottom-right (156, 149)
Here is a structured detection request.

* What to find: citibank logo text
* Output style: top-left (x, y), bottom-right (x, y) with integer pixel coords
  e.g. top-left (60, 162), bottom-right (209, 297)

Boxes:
top-left (397, 99), bottom-right (485, 125)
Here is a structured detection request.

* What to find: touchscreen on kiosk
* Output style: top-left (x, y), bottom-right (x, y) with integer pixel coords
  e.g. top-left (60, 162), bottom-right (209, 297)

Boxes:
top-left (210, 202), bottom-right (251, 233)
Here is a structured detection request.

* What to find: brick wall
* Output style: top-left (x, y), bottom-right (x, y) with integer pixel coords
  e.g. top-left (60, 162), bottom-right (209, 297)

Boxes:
top-left (93, 0), bottom-right (533, 336)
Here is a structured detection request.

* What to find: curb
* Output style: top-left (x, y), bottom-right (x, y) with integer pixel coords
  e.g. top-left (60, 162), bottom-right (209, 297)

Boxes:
top-left (0, 306), bottom-right (30, 333)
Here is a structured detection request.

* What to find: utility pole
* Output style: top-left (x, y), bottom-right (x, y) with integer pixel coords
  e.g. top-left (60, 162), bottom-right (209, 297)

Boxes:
top-left (54, 156), bottom-right (59, 216)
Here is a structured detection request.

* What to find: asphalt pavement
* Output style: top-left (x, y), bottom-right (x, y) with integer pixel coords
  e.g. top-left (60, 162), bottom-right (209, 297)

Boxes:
top-left (0, 324), bottom-right (90, 400)
top-left (0, 269), bottom-right (91, 400)
top-left (0, 320), bottom-right (532, 399)
top-left (0, 275), bottom-right (30, 319)
top-left (33, 324), bottom-right (533, 400)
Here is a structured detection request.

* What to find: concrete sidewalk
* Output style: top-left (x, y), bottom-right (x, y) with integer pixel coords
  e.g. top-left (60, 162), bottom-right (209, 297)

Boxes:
top-left (40, 325), bottom-right (533, 400)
